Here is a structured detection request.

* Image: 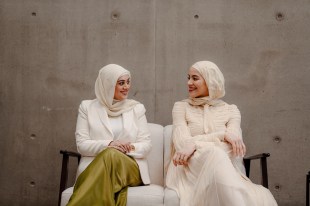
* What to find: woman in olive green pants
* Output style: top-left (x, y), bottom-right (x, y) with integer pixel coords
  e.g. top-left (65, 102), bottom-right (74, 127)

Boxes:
top-left (67, 64), bottom-right (152, 206)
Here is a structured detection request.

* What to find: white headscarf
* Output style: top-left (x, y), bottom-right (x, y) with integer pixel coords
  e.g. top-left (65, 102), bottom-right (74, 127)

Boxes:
top-left (184, 61), bottom-right (226, 106)
top-left (95, 64), bottom-right (139, 116)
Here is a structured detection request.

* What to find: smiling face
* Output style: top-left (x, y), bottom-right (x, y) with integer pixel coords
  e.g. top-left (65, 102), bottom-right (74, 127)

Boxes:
top-left (114, 74), bottom-right (131, 101)
top-left (187, 67), bottom-right (209, 98)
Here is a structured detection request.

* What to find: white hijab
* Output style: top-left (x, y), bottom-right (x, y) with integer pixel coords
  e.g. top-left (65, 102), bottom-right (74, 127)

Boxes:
top-left (95, 64), bottom-right (139, 116)
top-left (184, 61), bottom-right (226, 106)
top-left (181, 60), bottom-right (227, 138)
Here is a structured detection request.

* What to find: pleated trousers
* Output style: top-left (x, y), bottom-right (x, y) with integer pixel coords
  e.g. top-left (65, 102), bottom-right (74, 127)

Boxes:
top-left (67, 148), bottom-right (143, 206)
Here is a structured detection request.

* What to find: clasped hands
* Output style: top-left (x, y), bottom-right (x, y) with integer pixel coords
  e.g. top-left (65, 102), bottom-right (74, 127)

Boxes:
top-left (108, 139), bottom-right (135, 153)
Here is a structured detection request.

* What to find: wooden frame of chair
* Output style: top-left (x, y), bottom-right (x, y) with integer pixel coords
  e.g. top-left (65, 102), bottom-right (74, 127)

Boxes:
top-left (307, 171), bottom-right (310, 206)
top-left (243, 153), bottom-right (270, 188)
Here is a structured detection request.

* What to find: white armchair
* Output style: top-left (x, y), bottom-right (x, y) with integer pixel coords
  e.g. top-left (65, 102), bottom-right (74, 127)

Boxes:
top-left (58, 123), bottom-right (269, 206)
top-left (59, 123), bottom-right (179, 206)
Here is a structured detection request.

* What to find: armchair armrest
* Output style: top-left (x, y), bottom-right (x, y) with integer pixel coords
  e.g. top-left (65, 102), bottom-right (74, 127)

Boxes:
top-left (58, 150), bottom-right (81, 206)
top-left (243, 153), bottom-right (270, 188)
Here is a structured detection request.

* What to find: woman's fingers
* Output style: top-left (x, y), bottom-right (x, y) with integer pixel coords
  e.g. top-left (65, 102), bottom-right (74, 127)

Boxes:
top-left (117, 144), bottom-right (127, 152)
top-left (235, 139), bottom-right (244, 157)
top-left (173, 152), bottom-right (188, 166)
top-left (173, 153), bottom-right (179, 166)
top-left (179, 154), bottom-right (186, 165)
top-left (121, 143), bottom-right (131, 153)
top-left (179, 154), bottom-right (185, 161)
top-left (182, 154), bottom-right (191, 166)
top-left (240, 141), bottom-right (245, 156)
top-left (123, 142), bottom-right (132, 153)
top-left (112, 140), bottom-right (132, 153)
top-left (231, 140), bottom-right (237, 156)
top-left (108, 145), bottom-right (125, 153)
top-left (235, 141), bottom-right (241, 156)
top-left (236, 140), bottom-right (241, 156)
top-left (242, 142), bottom-right (246, 156)
top-left (177, 153), bottom-right (183, 165)
top-left (235, 140), bottom-right (246, 157)
top-left (183, 154), bottom-right (190, 162)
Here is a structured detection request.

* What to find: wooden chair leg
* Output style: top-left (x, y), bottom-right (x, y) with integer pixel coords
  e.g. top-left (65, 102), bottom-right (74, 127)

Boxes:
top-left (58, 152), bottom-right (69, 206)
top-left (307, 171), bottom-right (310, 206)
top-left (244, 159), bottom-right (251, 178)
top-left (260, 156), bottom-right (268, 188)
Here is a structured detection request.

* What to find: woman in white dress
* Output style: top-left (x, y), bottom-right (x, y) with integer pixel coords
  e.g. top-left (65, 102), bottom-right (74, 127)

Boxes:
top-left (166, 61), bottom-right (278, 206)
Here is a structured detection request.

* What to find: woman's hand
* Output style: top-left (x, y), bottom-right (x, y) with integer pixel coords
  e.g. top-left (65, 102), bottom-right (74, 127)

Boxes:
top-left (173, 143), bottom-right (196, 166)
top-left (108, 140), bottom-right (132, 153)
top-left (224, 132), bottom-right (246, 157)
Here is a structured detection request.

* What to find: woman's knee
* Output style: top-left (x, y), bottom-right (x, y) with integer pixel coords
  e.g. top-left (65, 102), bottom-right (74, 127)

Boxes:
top-left (212, 146), bottom-right (229, 159)
top-left (98, 148), bottom-right (123, 160)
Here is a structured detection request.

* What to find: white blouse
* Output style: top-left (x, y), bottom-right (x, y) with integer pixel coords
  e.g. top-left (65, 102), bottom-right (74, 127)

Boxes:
top-left (108, 115), bottom-right (123, 139)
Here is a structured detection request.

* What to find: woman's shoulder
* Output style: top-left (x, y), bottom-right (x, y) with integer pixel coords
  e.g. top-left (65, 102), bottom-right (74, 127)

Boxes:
top-left (80, 99), bottom-right (98, 107)
top-left (222, 102), bottom-right (240, 116)
top-left (133, 103), bottom-right (146, 116)
top-left (172, 101), bottom-right (187, 111)
top-left (173, 100), bottom-right (188, 108)
top-left (80, 99), bottom-right (97, 105)
top-left (133, 103), bottom-right (145, 110)
top-left (225, 103), bottom-right (239, 111)
top-left (172, 100), bottom-right (199, 115)
top-left (78, 99), bottom-right (99, 112)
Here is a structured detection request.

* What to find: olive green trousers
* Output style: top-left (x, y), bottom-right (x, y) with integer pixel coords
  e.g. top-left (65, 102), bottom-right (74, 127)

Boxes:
top-left (67, 148), bottom-right (143, 206)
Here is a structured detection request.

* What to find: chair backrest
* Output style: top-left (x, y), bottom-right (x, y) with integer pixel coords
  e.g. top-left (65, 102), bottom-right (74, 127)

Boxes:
top-left (146, 124), bottom-right (173, 186)
top-left (147, 123), bottom-right (164, 186)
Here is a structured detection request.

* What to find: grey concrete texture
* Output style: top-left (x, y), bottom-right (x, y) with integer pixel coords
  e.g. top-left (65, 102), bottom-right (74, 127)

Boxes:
top-left (0, 0), bottom-right (309, 205)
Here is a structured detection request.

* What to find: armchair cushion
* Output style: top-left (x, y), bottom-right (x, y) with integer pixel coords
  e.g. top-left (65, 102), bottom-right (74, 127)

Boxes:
top-left (127, 185), bottom-right (164, 206)
top-left (61, 185), bottom-right (164, 206)
top-left (61, 187), bottom-right (73, 206)
top-left (164, 188), bottom-right (180, 206)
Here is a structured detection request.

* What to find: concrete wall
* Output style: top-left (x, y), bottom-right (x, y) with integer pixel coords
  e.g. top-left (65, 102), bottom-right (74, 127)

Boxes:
top-left (0, 0), bottom-right (309, 205)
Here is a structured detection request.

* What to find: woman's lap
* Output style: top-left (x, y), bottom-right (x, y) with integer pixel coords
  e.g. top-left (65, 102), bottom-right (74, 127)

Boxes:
top-left (67, 148), bottom-right (142, 206)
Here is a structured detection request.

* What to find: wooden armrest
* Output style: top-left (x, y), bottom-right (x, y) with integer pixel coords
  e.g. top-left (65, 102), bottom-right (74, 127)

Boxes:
top-left (244, 153), bottom-right (270, 160)
top-left (243, 153), bottom-right (270, 188)
top-left (58, 150), bottom-right (81, 206)
top-left (60, 150), bottom-right (81, 160)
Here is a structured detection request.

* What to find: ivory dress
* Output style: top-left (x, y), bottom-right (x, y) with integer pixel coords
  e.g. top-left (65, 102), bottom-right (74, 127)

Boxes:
top-left (166, 101), bottom-right (278, 206)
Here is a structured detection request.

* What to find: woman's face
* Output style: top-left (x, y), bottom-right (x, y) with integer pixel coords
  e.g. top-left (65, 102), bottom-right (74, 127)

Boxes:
top-left (114, 74), bottom-right (131, 101)
top-left (187, 67), bottom-right (209, 98)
